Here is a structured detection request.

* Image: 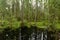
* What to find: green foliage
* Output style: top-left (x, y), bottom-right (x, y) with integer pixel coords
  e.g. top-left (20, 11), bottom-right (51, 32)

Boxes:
top-left (0, 0), bottom-right (60, 31)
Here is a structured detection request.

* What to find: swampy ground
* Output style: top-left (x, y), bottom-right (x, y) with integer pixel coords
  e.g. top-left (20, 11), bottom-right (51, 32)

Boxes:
top-left (0, 25), bottom-right (60, 40)
top-left (0, 0), bottom-right (60, 40)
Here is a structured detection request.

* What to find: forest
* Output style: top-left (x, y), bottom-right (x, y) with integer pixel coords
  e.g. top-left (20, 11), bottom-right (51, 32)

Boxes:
top-left (0, 0), bottom-right (60, 40)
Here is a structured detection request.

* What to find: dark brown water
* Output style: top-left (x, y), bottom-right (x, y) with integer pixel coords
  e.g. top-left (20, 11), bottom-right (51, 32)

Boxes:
top-left (0, 26), bottom-right (58, 40)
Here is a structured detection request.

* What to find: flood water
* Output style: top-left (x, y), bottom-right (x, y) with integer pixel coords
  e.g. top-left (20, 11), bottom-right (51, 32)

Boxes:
top-left (0, 26), bottom-right (59, 40)
top-left (19, 26), bottom-right (55, 40)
